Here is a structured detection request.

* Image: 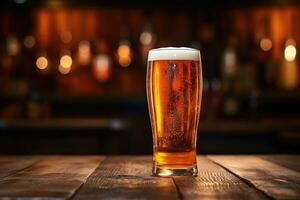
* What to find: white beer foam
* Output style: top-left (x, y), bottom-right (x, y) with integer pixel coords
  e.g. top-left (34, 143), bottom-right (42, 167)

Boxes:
top-left (148, 47), bottom-right (200, 61)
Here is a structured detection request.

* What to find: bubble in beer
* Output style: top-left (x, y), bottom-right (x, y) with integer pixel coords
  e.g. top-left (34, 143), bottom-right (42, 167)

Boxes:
top-left (147, 48), bottom-right (201, 176)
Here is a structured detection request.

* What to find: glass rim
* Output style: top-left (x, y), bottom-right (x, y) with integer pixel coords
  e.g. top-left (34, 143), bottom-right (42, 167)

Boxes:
top-left (148, 47), bottom-right (201, 61)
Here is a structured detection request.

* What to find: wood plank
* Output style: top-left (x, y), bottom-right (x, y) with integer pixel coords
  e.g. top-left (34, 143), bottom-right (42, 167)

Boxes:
top-left (0, 156), bottom-right (104, 200)
top-left (260, 155), bottom-right (300, 173)
top-left (173, 156), bottom-right (268, 200)
top-left (0, 156), bottom-right (41, 179)
top-left (209, 155), bottom-right (300, 200)
top-left (73, 156), bottom-right (179, 200)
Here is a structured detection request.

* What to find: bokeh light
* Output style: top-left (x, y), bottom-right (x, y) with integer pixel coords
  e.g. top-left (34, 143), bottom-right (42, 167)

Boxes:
top-left (58, 64), bottom-right (71, 74)
top-left (59, 54), bottom-right (72, 75)
top-left (223, 49), bottom-right (237, 76)
top-left (93, 54), bottom-right (111, 82)
top-left (60, 55), bottom-right (72, 68)
top-left (118, 44), bottom-right (130, 56)
top-left (78, 40), bottom-right (91, 65)
top-left (140, 31), bottom-right (153, 45)
top-left (79, 41), bottom-right (90, 53)
top-left (7, 36), bottom-right (20, 56)
top-left (119, 57), bottom-right (131, 67)
top-left (285, 39), bottom-right (296, 46)
top-left (36, 56), bottom-right (48, 70)
top-left (260, 38), bottom-right (272, 51)
top-left (24, 35), bottom-right (36, 48)
top-left (284, 45), bottom-right (297, 62)
top-left (117, 41), bottom-right (131, 67)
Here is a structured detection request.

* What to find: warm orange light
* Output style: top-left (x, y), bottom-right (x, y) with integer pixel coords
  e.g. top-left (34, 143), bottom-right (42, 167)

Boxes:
top-left (78, 40), bottom-right (91, 65)
top-left (36, 10), bottom-right (50, 48)
top-left (118, 57), bottom-right (131, 67)
top-left (93, 54), bottom-right (111, 82)
top-left (280, 60), bottom-right (298, 90)
top-left (118, 44), bottom-right (130, 56)
top-left (36, 56), bottom-right (48, 70)
top-left (284, 45), bottom-right (297, 62)
top-left (79, 40), bottom-right (90, 54)
top-left (60, 31), bottom-right (72, 44)
top-left (60, 55), bottom-right (72, 68)
top-left (58, 54), bottom-right (72, 75)
top-left (260, 38), bottom-right (272, 51)
top-left (280, 39), bottom-right (298, 90)
top-left (7, 36), bottom-right (20, 56)
top-left (117, 42), bottom-right (131, 67)
top-left (58, 64), bottom-right (71, 74)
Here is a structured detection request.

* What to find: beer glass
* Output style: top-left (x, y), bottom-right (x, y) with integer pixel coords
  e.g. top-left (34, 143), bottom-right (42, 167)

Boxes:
top-left (146, 47), bottom-right (202, 176)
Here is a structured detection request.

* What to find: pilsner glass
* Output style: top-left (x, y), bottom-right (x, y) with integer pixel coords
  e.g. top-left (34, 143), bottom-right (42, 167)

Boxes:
top-left (146, 47), bottom-right (202, 176)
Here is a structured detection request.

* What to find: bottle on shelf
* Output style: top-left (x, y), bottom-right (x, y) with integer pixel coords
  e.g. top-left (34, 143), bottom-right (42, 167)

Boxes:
top-left (221, 41), bottom-right (240, 119)
top-left (278, 39), bottom-right (298, 90)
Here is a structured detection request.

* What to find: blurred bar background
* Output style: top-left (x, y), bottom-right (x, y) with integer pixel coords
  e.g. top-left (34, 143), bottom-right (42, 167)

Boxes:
top-left (1, 0), bottom-right (300, 154)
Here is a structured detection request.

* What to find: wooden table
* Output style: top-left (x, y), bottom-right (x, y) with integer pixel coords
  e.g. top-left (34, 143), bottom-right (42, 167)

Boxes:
top-left (0, 155), bottom-right (299, 199)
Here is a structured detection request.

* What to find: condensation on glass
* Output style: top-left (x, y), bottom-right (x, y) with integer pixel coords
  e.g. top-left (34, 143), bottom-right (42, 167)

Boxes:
top-left (146, 47), bottom-right (203, 176)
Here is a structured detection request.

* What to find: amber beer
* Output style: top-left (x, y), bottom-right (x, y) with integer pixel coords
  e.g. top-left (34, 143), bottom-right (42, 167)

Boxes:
top-left (147, 47), bottom-right (202, 176)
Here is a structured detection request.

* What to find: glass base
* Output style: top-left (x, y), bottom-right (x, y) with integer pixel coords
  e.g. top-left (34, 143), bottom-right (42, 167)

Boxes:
top-left (153, 165), bottom-right (198, 177)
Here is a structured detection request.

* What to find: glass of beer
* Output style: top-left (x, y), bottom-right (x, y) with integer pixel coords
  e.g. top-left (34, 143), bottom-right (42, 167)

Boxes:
top-left (146, 47), bottom-right (202, 176)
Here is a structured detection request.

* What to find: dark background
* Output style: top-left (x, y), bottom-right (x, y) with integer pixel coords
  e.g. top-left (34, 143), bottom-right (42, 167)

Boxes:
top-left (1, 0), bottom-right (300, 154)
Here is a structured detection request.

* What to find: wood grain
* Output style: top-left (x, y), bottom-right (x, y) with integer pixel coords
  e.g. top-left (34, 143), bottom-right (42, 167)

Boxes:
top-left (173, 156), bottom-right (268, 200)
top-left (209, 155), bottom-right (300, 200)
top-left (0, 156), bottom-right (41, 179)
top-left (260, 155), bottom-right (300, 173)
top-left (0, 156), bottom-right (104, 200)
top-left (73, 156), bottom-right (179, 200)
